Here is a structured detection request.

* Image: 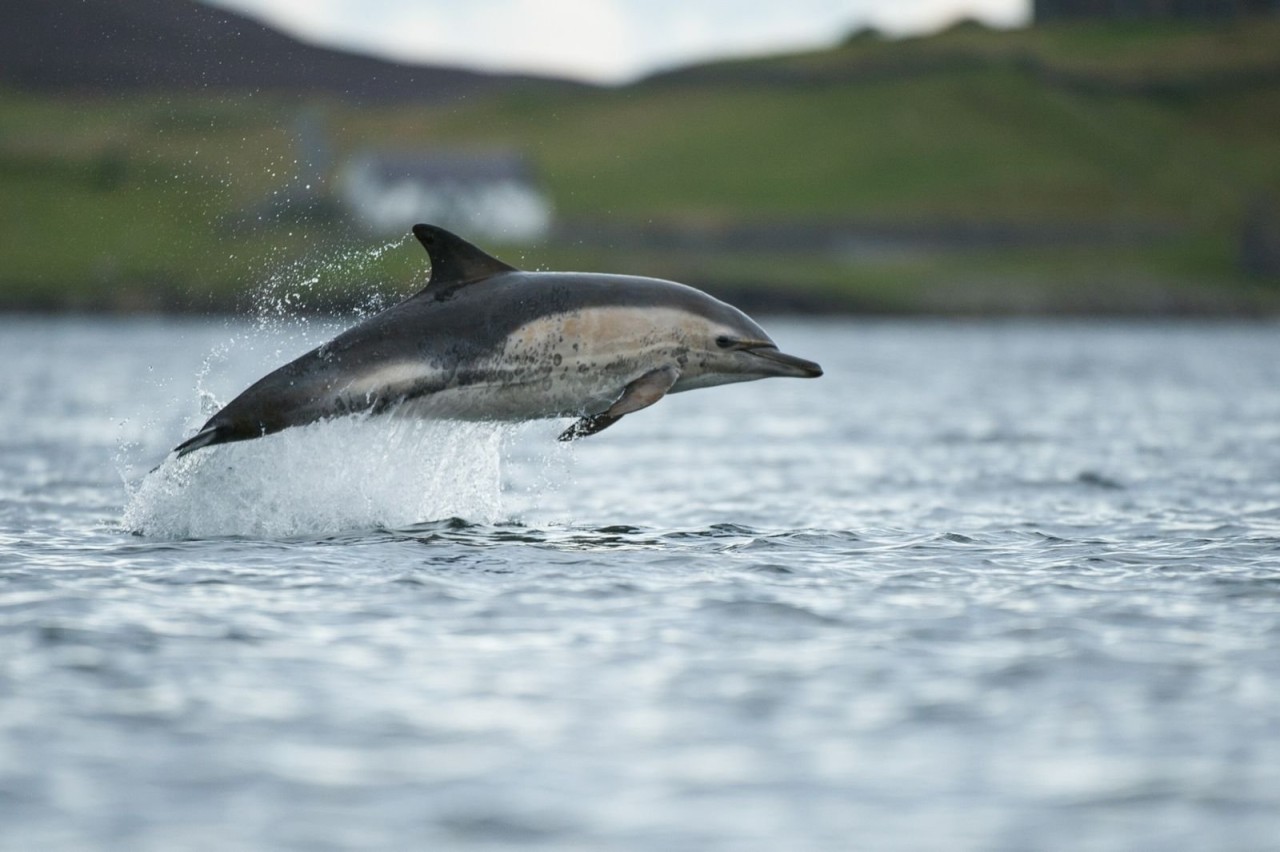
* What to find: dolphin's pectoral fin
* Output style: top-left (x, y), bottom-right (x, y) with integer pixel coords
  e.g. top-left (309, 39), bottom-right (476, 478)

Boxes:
top-left (558, 365), bottom-right (680, 442)
top-left (607, 366), bottom-right (681, 417)
top-left (558, 412), bottom-right (620, 441)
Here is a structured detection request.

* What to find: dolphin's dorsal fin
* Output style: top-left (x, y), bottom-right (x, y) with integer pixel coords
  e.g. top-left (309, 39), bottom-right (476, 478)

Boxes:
top-left (412, 224), bottom-right (517, 292)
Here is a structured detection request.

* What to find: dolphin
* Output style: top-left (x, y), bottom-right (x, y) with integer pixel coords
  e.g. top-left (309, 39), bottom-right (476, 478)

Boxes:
top-left (171, 224), bottom-right (822, 458)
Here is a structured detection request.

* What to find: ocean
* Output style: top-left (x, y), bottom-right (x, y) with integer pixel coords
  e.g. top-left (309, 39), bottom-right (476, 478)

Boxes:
top-left (2, 316), bottom-right (1279, 850)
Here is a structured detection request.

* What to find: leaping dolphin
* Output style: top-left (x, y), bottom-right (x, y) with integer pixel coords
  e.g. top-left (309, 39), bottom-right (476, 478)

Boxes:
top-left (171, 224), bottom-right (823, 458)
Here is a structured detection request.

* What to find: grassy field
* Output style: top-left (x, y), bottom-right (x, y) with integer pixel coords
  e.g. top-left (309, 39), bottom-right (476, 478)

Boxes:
top-left (737, 16), bottom-right (1280, 79)
top-left (1, 18), bottom-right (1278, 313)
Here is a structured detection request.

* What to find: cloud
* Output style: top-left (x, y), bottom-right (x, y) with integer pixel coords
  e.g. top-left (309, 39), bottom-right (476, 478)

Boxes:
top-left (380, 0), bottom-right (636, 80)
top-left (203, 0), bottom-right (1031, 84)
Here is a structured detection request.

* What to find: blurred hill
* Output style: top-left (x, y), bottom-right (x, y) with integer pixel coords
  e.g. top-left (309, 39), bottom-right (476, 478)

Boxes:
top-left (1, 8), bottom-right (1279, 314)
top-left (0, 0), bottom-right (584, 100)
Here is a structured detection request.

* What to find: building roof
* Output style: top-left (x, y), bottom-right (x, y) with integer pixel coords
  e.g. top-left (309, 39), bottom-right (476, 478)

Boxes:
top-left (349, 149), bottom-right (538, 186)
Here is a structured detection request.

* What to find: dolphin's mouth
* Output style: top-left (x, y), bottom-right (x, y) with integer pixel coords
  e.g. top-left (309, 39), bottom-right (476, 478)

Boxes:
top-left (746, 345), bottom-right (823, 378)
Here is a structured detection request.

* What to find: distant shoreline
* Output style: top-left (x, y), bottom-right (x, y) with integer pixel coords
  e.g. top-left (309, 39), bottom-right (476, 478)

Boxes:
top-left (2, 278), bottom-right (1277, 318)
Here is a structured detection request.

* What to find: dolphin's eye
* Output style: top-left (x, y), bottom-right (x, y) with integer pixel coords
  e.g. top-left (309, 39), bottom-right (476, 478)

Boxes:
top-left (715, 335), bottom-right (736, 349)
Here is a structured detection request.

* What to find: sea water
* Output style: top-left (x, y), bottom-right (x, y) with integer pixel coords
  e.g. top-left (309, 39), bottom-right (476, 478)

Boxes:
top-left (2, 316), bottom-right (1279, 850)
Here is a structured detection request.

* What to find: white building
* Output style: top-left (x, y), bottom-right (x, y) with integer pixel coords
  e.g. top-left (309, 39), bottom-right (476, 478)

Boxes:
top-left (338, 149), bottom-right (553, 243)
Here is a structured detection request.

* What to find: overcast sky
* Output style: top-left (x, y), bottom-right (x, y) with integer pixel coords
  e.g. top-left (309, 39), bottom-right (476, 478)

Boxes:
top-left (202, 0), bottom-right (1031, 84)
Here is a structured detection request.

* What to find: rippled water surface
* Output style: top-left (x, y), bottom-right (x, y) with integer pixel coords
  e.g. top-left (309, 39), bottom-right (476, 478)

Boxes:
top-left (3, 316), bottom-right (1280, 851)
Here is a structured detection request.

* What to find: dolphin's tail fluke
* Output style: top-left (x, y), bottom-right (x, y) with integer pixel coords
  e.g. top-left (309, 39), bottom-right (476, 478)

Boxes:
top-left (173, 425), bottom-right (225, 458)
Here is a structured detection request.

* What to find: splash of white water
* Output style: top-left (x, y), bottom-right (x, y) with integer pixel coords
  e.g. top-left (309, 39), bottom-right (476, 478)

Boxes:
top-left (123, 416), bottom-right (508, 539)
top-left (119, 234), bottom-right (548, 539)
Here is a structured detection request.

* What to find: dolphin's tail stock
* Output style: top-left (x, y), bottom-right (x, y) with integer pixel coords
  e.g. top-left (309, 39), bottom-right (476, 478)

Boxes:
top-left (173, 425), bottom-right (225, 458)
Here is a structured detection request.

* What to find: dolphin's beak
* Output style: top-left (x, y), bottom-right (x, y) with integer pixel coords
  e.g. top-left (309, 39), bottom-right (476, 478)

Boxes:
top-left (747, 346), bottom-right (824, 378)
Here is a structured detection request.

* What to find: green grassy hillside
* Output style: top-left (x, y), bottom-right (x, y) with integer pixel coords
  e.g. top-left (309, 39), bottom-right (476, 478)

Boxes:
top-left (1, 18), bottom-right (1278, 313)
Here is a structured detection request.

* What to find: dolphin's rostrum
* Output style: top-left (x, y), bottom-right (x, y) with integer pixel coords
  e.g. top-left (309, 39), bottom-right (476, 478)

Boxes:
top-left (172, 224), bottom-right (823, 457)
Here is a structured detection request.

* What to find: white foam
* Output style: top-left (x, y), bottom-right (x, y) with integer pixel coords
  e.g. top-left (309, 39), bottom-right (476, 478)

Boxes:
top-left (123, 416), bottom-right (507, 539)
